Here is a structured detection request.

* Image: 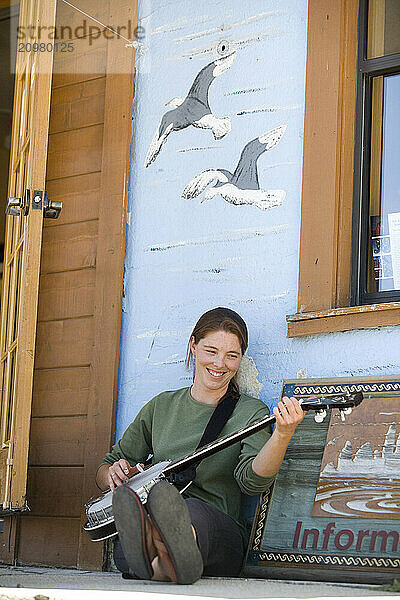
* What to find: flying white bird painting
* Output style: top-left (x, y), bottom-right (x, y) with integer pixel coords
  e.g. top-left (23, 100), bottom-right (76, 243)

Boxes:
top-left (182, 125), bottom-right (287, 210)
top-left (144, 51), bottom-right (237, 168)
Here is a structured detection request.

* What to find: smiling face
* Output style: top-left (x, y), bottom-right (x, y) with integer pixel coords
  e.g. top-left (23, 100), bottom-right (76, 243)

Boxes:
top-left (190, 330), bottom-right (242, 397)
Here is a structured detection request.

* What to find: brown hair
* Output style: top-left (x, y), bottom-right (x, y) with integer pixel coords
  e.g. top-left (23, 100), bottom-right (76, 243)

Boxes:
top-left (186, 307), bottom-right (248, 368)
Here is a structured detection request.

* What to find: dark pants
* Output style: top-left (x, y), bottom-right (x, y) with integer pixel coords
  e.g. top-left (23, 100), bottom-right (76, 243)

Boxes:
top-left (114, 497), bottom-right (245, 578)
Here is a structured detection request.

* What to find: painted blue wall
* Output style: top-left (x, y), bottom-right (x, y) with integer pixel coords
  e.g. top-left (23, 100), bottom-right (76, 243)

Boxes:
top-left (116, 0), bottom-right (400, 440)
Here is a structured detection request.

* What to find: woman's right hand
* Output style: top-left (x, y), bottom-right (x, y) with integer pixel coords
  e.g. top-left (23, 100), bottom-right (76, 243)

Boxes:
top-left (107, 460), bottom-right (144, 492)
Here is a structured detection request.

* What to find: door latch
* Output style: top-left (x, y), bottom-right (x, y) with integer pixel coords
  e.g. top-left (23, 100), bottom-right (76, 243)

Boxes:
top-left (32, 191), bottom-right (62, 219)
top-left (43, 192), bottom-right (62, 219)
top-left (6, 189), bottom-right (30, 216)
top-left (6, 190), bottom-right (62, 219)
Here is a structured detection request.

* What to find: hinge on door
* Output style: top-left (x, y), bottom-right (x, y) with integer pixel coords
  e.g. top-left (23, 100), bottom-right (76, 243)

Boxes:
top-left (0, 503), bottom-right (30, 516)
top-left (5, 458), bottom-right (12, 466)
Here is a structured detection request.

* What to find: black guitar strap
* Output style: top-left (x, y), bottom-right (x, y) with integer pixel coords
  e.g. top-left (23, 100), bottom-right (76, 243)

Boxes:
top-left (166, 380), bottom-right (241, 487)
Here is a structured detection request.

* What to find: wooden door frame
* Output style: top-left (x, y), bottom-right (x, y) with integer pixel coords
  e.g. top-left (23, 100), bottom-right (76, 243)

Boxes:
top-left (0, 0), bottom-right (57, 561)
top-left (0, 0), bottom-right (137, 569)
top-left (0, 2), bottom-right (19, 564)
top-left (76, 0), bottom-right (137, 570)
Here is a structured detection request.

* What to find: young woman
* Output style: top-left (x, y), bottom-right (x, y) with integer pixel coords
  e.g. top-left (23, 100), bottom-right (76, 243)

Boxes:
top-left (96, 307), bottom-right (304, 584)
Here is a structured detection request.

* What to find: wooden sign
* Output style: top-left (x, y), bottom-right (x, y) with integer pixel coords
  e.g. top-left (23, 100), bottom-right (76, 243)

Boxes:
top-left (244, 377), bottom-right (400, 584)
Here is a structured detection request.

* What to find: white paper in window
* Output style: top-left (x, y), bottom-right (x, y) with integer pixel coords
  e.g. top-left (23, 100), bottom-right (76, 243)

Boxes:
top-left (388, 212), bottom-right (400, 289)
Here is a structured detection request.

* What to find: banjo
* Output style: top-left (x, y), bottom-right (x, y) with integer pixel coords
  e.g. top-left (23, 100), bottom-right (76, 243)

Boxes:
top-left (84, 391), bottom-right (363, 541)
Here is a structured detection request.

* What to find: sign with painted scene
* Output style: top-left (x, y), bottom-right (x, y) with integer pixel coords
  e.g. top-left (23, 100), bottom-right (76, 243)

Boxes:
top-left (244, 377), bottom-right (400, 584)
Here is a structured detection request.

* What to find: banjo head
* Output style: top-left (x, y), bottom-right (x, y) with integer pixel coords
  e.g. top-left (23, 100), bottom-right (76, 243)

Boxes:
top-left (84, 461), bottom-right (171, 541)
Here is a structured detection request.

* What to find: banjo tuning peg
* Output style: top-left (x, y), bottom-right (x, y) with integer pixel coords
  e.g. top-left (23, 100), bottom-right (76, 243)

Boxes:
top-left (314, 409), bottom-right (327, 423)
top-left (340, 407), bottom-right (352, 421)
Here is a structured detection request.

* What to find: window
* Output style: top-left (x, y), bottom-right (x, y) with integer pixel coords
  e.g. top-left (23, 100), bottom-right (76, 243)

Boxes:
top-left (287, 0), bottom-right (400, 337)
top-left (351, 0), bottom-right (400, 305)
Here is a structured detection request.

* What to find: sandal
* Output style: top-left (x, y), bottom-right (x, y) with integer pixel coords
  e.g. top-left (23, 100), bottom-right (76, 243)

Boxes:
top-left (146, 480), bottom-right (203, 584)
top-left (112, 485), bottom-right (154, 580)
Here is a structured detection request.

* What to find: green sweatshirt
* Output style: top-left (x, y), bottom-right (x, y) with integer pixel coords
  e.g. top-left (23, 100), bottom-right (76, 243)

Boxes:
top-left (100, 387), bottom-right (275, 533)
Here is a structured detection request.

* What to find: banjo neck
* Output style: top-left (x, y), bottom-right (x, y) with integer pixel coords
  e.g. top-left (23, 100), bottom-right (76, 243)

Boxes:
top-left (161, 390), bottom-right (363, 477)
top-left (162, 411), bottom-right (276, 477)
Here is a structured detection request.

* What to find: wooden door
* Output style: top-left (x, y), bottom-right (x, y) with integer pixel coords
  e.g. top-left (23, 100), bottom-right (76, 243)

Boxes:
top-left (0, 0), bottom-right (57, 513)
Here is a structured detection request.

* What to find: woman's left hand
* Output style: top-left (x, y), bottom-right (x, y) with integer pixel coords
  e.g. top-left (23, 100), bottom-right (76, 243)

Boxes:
top-left (252, 396), bottom-right (306, 478)
top-left (273, 396), bottom-right (305, 439)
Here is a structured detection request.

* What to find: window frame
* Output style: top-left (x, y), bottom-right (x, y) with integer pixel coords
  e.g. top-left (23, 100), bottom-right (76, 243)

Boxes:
top-left (287, 0), bottom-right (400, 337)
top-left (351, 0), bottom-right (400, 305)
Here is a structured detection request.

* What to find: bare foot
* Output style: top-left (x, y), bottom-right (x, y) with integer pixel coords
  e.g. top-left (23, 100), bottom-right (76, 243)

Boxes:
top-left (149, 520), bottom-right (198, 582)
top-left (151, 555), bottom-right (172, 582)
top-left (145, 515), bottom-right (157, 563)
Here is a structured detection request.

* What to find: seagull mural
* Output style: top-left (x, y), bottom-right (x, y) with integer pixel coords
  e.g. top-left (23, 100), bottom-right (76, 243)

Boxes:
top-left (182, 125), bottom-right (287, 211)
top-left (144, 51), bottom-right (237, 168)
